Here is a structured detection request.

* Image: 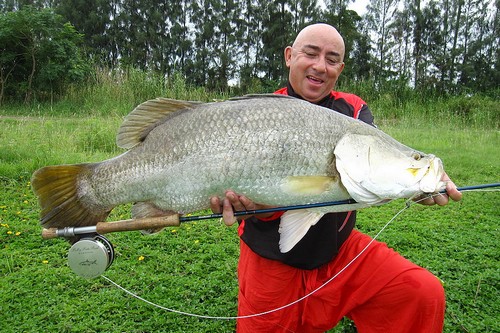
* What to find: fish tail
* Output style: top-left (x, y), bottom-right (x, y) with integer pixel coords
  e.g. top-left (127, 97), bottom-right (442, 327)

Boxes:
top-left (31, 164), bottom-right (112, 229)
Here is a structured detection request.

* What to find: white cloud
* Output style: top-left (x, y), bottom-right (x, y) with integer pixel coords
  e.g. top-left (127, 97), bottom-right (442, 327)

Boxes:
top-left (319, 0), bottom-right (369, 16)
top-left (348, 0), bottom-right (369, 15)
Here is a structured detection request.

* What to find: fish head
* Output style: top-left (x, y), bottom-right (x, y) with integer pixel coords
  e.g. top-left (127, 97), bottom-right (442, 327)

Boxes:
top-left (334, 131), bottom-right (446, 204)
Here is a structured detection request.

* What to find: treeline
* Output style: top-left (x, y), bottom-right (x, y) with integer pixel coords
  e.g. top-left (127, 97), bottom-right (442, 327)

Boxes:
top-left (0, 0), bottom-right (498, 105)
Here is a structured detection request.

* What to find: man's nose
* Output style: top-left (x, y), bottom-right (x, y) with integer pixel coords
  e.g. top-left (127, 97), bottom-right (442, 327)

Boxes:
top-left (312, 56), bottom-right (327, 73)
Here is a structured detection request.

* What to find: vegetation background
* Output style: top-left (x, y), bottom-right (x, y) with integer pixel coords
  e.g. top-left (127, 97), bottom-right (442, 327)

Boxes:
top-left (0, 84), bottom-right (498, 332)
top-left (0, 0), bottom-right (498, 105)
top-left (1, 0), bottom-right (499, 332)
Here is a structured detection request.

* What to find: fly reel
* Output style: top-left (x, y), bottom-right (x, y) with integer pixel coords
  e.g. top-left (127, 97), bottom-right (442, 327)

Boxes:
top-left (67, 234), bottom-right (115, 279)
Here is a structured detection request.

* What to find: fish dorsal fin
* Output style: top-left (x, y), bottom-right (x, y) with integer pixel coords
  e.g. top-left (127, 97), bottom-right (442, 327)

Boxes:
top-left (228, 93), bottom-right (295, 101)
top-left (117, 98), bottom-right (201, 149)
top-left (278, 210), bottom-right (325, 253)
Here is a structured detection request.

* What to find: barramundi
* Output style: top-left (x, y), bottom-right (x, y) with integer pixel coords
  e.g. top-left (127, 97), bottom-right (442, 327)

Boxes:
top-left (31, 94), bottom-right (445, 252)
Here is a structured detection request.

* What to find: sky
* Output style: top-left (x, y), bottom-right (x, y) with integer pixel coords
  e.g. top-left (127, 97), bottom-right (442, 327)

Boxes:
top-left (319, 0), bottom-right (369, 16)
top-left (347, 0), bottom-right (369, 15)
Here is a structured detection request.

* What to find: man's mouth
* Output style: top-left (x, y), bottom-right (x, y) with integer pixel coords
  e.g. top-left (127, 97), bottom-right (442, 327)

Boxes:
top-left (307, 75), bottom-right (324, 84)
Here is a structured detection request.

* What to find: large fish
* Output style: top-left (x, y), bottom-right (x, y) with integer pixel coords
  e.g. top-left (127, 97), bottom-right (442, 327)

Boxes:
top-left (31, 94), bottom-right (445, 252)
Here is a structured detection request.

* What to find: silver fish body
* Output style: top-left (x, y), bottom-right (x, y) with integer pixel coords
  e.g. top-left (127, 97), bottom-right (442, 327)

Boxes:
top-left (32, 94), bottom-right (445, 251)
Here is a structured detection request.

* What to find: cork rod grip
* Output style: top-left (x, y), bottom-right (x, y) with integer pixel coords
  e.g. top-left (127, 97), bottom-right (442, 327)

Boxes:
top-left (41, 214), bottom-right (181, 240)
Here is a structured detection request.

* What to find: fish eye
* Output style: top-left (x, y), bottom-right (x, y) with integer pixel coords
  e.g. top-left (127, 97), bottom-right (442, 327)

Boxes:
top-left (412, 153), bottom-right (422, 161)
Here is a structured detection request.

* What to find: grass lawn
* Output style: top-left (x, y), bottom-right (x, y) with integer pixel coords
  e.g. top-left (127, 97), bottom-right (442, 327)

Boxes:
top-left (0, 110), bottom-right (498, 332)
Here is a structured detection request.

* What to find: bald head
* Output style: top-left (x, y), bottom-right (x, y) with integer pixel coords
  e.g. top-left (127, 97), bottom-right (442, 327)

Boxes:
top-left (292, 24), bottom-right (345, 60)
top-left (284, 23), bottom-right (346, 103)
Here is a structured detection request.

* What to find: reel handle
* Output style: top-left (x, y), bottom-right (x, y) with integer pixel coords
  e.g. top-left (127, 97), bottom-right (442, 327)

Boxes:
top-left (41, 214), bottom-right (181, 239)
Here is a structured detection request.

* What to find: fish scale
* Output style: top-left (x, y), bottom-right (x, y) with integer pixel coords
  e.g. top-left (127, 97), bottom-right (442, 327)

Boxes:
top-left (32, 94), bottom-right (445, 252)
top-left (93, 101), bottom-right (336, 209)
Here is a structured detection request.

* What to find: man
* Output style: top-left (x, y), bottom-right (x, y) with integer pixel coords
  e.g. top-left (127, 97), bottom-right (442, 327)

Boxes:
top-left (210, 23), bottom-right (462, 332)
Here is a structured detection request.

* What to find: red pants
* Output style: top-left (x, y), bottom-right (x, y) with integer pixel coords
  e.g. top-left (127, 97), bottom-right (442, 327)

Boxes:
top-left (237, 230), bottom-right (445, 333)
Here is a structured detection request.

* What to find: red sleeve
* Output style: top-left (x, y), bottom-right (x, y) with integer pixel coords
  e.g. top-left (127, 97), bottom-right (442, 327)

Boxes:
top-left (330, 91), bottom-right (367, 120)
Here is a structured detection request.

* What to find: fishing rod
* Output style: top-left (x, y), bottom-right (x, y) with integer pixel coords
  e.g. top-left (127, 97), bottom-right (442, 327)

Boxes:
top-left (41, 182), bottom-right (499, 278)
top-left (42, 182), bottom-right (500, 240)
top-left (41, 197), bottom-right (356, 240)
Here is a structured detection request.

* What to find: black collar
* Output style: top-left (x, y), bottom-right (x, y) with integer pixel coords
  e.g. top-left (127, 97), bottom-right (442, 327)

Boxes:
top-left (286, 82), bottom-right (333, 107)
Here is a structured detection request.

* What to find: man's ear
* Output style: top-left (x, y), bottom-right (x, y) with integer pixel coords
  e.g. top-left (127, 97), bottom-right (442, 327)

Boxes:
top-left (284, 46), bottom-right (293, 68)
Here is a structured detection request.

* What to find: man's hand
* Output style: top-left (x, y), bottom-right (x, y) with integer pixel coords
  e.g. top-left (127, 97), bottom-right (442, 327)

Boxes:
top-left (418, 173), bottom-right (462, 206)
top-left (210, 190), bottom-right (276, 225)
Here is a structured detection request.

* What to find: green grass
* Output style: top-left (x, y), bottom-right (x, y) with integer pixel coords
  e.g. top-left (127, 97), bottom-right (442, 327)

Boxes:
top-left (1, 99), bottom-right (499, 332)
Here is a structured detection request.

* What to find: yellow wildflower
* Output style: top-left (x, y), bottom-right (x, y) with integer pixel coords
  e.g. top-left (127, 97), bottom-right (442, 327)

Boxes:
top-left (42, 260), bottom-right (49, 264)
top-left (138, 256), bottom-right (145, 261)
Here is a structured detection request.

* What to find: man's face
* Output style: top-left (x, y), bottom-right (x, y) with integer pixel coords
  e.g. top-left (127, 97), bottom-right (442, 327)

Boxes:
top-left (285, 26), bottom-right (345, 103)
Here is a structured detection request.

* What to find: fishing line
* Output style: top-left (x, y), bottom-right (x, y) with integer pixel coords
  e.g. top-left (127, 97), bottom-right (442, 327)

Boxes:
top-left (100, 192), bottom-right (451, 320)
top-left (101, 186), bottom-right (499, 320)
top-left (102, 202), bottom-right (411, 319)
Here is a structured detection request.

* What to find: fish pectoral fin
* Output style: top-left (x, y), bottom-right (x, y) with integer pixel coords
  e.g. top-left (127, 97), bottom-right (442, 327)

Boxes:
top-left (281, 176), bottom-right (338, 195)
top-left (117, 98), bottom-right (202, 149)
top-left (278, 210), bottom-right (324, 253)
top-left (132, 202), bottom-right (176, 234)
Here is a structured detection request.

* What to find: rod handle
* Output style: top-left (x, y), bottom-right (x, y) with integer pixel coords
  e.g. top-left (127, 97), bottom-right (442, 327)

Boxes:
top-left (96, 215), bottom-right (180, 234)
top-left (41, 214), bottom-right (181, 240)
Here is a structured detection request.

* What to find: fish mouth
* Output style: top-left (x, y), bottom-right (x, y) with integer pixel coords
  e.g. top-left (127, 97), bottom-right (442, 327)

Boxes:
top-left (419, 157), bottom-right (445, 193)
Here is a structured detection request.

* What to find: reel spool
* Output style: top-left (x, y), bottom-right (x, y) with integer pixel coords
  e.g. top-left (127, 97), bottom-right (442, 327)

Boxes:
top-left (68, 234), bottom-right (115, 278)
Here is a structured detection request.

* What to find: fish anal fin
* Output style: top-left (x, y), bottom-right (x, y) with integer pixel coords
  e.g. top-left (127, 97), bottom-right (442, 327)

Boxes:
top-left (117, 98), bottom-right (201, 149)
top-left (282, 175), bottom-right (338, 195)
top-left (31, 164), bottom-right (111, 229)
top-left (132, 202), bottom-right (176, 234)
top-left (278, 210), bottom-right (324, 253)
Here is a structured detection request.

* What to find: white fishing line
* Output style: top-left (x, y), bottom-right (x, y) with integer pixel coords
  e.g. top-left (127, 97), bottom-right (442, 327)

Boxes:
top-left (101, 189), bottom-right (497, 320)
top-left (102, 202), bottom-right (411, 320)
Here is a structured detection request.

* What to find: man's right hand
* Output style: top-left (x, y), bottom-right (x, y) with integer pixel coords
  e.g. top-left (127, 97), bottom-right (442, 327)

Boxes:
top-left (210, 190), bottom-right (276, 225)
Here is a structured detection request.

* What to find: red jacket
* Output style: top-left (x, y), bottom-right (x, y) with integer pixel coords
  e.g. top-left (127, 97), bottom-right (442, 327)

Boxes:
top-left (239, 84), bottom-right (375, 269)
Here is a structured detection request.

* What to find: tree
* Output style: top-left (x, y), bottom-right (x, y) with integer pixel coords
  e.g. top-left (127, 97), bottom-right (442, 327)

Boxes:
top-left (237, 0), bottom-right (264, 90)
top-left (2, 0), bottom-right (497, 97)
top-left (56, 0), bottom-right (114, 66)
top-left (321, 0), bottom-right (369, 84)
top-left (365, 0), bottom-right (400, 84)
top-left (261, 0), bottom-right (293, 84)
top-left (390, 5), bottom-right (412, 84)
top-left (190, 0), bottom-right (216, 86)
top-left (0, 6), bottom-right (88, 104)
top-left (290, 0), bottom-right (321, 34)
top-left (208, 0), bottom-right (241, 91)
top-left (457, 0), bottom-right (497, 91)
top-left (0, 11), bottom-right (19, 104)
top-left (348, 23), bottom-right (372, 82)
top-left (169, 0), bottom-right (194, 76)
